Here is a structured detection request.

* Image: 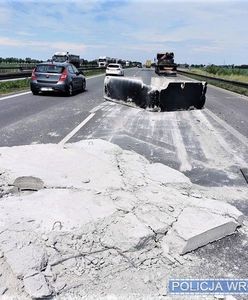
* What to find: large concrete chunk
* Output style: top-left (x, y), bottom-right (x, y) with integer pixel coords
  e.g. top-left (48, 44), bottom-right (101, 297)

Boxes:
top-left (0, 143), bottom-right (123, 191)
top-left (23, 273), bottom-right (52, 298)
top-left (102, 213), bottom-right (154, 252)
top-left (187, 198), bottom-right (244, 225)
top-left (146, 162), bottom-right (191, 185)
top-left (0, 139), bottom-right (245, 299)
top-left (104, 76), bottom-right (207, 111)
top-left (134, 204), bottom-right (175, 234)
top-left (163, 207), bottom-right (241, 255)
top-left (4, 245), bottom-right (47, 278)
top-left (0, 189), bottom-right (117, 232)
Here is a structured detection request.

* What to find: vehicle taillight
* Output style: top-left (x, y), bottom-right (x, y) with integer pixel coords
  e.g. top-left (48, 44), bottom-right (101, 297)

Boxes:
top-left (31, 69), bottom-right (37, 80)
top-left (59, 69), bottom-right (68, 81)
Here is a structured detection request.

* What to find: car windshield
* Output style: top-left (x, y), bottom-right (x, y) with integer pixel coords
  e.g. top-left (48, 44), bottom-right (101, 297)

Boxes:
top-left (108, 64), bottom-right (120, 68)
top-left (52, 56), bottom-right (67, 62)
top-left (35, 65), bottom-right (64, 73)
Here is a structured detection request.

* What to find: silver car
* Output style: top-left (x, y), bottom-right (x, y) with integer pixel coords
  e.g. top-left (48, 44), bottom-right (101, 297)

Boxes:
top-left (30, 62), bottom-right (86, 96)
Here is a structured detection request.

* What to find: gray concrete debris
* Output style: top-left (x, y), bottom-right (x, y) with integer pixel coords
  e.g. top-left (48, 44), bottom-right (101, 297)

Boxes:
top-left (102, 213), bottom-right (155, 252)
top-left (13, 176), bottom-right (44, 191)
top-left (146, 162), bottom-right (191, 185)
top-left (0, 139), bottom-right (245, 298)
top-left (162, 206), bottom-right (241, 255)
top-left (4, 245), bottom-right (47, 278)
top-left (0, 286), bottom-right (8, 295)
top-left (23, 273), bottom-right (52, 298)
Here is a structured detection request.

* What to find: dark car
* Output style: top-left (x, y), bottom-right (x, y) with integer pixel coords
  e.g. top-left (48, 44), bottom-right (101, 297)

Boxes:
top-left (30, 62), bottom-right (86, 96)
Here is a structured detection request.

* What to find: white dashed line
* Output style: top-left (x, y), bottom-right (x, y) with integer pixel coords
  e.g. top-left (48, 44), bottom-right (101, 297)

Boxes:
top-left (58, 113), bottom-right (95, 145)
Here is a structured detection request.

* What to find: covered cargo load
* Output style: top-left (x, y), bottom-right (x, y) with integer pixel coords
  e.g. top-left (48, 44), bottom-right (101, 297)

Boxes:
top-left (104, 76), bottom-right (207, 112)
top-left (52, 52), bottom-right (80, 68)
top-left (145, 60), bottom-right (152, 68)
top-left (155, 52), bottom-right (177, 76)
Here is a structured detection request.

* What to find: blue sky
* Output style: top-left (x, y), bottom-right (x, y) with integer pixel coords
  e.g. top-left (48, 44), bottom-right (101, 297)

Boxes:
top-left (0, 0), bottom-right (247, 64)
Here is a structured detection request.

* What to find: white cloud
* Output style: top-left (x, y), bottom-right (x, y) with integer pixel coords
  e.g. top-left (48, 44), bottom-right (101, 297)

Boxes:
top-left (0, 6), bottom-right (12, 24)
top-left (0, 37), bottom-right (87, 53)
top-left (0, 0), bottom-right (247, 64)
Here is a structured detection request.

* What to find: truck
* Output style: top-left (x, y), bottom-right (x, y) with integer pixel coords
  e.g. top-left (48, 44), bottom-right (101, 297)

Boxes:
top-left (155, 52), bottom-right (177, 76)
top-left (98, 57), bottom-right (117, 68)
top-left (145, 60), bottom-right (152, 68)
top-left (52, 52), bottom-right (80, 68)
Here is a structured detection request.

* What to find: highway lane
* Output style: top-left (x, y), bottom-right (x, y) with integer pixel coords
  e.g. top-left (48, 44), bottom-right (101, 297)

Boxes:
top-left (205, 85), bottom-right (248, 138)
top-left (0, 68), bottom-right (247, 187)
top-left (0, 73), bottom-right (106, 146)
top-left (1, 68), bottom-right (247, 288)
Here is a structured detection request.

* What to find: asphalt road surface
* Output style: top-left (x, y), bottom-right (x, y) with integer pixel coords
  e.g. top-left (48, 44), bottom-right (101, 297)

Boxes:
top-left (0, 68), bottom-right (247, 187)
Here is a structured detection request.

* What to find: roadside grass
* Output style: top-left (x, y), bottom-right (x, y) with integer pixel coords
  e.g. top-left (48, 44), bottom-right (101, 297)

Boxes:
top-left (0, 70), bottom-right (106, 96)
top-left (0, 79), bottom-right (30, 95)
top-left (180, 72), bottom-right (248, 97)
top-left (190, 67), bottom-right (248, 84)
top-left (82, 69), bottom-right (105, 77)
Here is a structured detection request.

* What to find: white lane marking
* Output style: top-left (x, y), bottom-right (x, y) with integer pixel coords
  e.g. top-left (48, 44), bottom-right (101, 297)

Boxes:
top-left (0, 91), bottom-right (31, 101)
top-left (87, 73), bottom-right (105, 79)
top-left (205, 108), bottom-right (248, 148)
top-left (0, 77), bottom-right (29, 82)
top-left (59, 101), bottom-right (106, 144)
top-left (90, 102), bottom-right (108, 113)
top-left (58, 113), bottom-right (95, 145)
top-left (171, 114), bottom-right (192, 172)
top-left (0, 73), bottom-right (106, 102)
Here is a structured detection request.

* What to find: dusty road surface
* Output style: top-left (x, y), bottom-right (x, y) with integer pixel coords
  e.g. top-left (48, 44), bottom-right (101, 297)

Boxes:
top-left (0, 68), bottom-right (248, 299)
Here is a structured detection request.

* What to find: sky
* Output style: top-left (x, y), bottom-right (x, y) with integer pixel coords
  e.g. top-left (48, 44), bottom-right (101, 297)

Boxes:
top-left (0, 0), bottom-right (247, 65)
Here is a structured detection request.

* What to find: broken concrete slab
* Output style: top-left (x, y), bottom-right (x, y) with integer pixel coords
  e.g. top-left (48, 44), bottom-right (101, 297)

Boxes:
top-left (0, 143), bottom-right (123, 191)
top-left (187, 197), bottom-right (244, 225)
top-left (134, 203), bottom-right (176, 235)
top-left (0, 139), bottom-right (244, 298)
top-left (0, 189), bottom-right (117, 232)
top-left (23, 273), bottom-right (51, 299)
top-left (146, 162), bottom-right (191, 185)
top-left (102, 213), bottom-right (155, 252)
top-left (0, 287), bottom-right (8, 295)
top-left (162, 207), bottom-right (240, 255)
top-left (4, 245), bottom-right (47, 279)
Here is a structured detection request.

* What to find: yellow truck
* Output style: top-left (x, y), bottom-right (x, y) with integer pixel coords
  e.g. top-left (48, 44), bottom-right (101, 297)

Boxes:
top-left (145, 60), bottom-right (152, 68)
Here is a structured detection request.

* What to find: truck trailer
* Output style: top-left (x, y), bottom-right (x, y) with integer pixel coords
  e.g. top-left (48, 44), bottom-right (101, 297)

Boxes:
top-left (52, 52), bottom-right (80, 68)
top-left (145, 60), bottom-right (152, 68)
top-left (155, 52), bottom-right (177, 76)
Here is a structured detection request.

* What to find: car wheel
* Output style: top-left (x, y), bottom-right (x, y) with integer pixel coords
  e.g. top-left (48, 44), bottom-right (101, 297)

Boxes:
top-left (66, 84), bottom-right (73, 96)
top-left (81, 80), bottom-right (86, 92)
top-left (31, 89), bottom-right (39, 95)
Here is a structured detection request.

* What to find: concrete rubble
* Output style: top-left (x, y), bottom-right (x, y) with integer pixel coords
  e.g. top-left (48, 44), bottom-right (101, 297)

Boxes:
top-left (0, 139), bottom-right (244, 299)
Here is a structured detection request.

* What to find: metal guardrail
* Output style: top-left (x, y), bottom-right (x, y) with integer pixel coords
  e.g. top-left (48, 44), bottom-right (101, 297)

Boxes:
top-left (0, 64), bottom-right (99, 71)
top-left (178, 69), bottom-right (248, 89)
top-left (0, 66), bottom-right (105, 81)
top-left (0, 65), bottom-right (134, 81)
